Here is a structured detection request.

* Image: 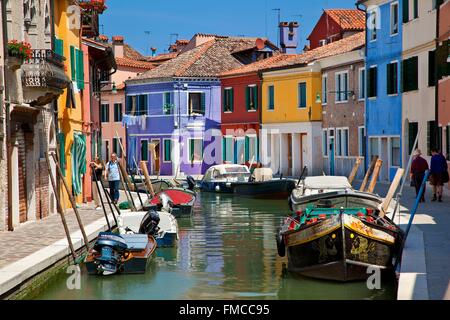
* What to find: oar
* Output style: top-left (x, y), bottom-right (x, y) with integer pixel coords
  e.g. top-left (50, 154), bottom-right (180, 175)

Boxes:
top-left (296, 165), bottom-right (308, 187)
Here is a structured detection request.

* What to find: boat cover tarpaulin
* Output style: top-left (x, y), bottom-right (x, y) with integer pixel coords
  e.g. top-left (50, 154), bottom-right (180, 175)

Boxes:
top-left (303, 176), bottom-right (352, 190)
top-left (150, 189), bottom-right (194, 205)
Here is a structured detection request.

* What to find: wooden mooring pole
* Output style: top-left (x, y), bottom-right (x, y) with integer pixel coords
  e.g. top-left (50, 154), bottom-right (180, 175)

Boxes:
top-left (366, 159), bottom-right (383, 193)
top-left (140, 160), bottom-right (155, 197)
top-left (348, 157), bottom-right (362, 185)
top-left (360, 156), bottom-right (378, 191)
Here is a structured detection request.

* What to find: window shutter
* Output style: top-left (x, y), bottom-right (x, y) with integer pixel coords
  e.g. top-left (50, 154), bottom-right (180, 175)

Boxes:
top-left (138, 95), bottom-right (147, 115)
top-left (253, 86), bottom-right (258, 109)
top-left (70, 45), bottom-right (76, 81)
top-left (429, 51), bottom-right (436, 87)
top-left (54, 38), bottom-right (64, 57)
top-left (387, 64), bottom-right (392, 94)
top-left (246, 87), bottom-right (250, 110)
top-left (403, 0), bottom-right (409, 23)
top-left (57, 133), bottom-right (66, 176)
top-left (126, 96), bottom-right (132, 114)
top-left (222, 138), bottom-right (226, 161)
top-left (200, 93), bottom-right (206, 114)
top-left (373, 67), bottom-right (378, 97)
top-left (231, 88), bottom-right (234, 112)
top-left (222, 89), bottom-right (226, 112)
top-left (245, 136), bottom-right (250, 162)
top-left (77, 49), bottom-right (84, 89)
top-left (190, 139), bottom-right (195, 162)
top-left (411, 56), bottom-right (418, 90)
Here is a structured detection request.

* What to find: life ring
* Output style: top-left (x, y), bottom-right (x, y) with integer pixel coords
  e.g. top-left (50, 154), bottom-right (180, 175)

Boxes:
top-left (276, 229), bottom-right (285, 257)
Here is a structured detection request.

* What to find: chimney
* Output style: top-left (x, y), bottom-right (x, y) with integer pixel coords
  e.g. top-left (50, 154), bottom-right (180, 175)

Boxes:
top-left (151, 47), bottom-right (157, 57)
top-left (279, 22), bottom-right (299, 54)
top-left (112, 36), bottom-right (124, 58)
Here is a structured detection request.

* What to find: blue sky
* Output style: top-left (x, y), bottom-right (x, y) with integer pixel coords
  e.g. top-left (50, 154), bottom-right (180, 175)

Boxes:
top-left (100, 0), bottom-right (357, 56)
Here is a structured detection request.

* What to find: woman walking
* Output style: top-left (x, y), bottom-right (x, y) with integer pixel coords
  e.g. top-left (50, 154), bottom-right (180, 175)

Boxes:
top-left (90, 157), bottom-right (104, 210)
top-left (105, 153), bottom-right (121, 204)
top-left (410, 149), bottom-right (429, 202)
top-left (430, 148), bottom-right (449, 202)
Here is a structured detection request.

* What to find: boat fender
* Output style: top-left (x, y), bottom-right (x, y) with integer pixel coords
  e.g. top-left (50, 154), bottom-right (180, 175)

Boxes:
top-left (215, 185), bottom-right (221, 192)
top-left (276, 229), bottom-right (286, 257)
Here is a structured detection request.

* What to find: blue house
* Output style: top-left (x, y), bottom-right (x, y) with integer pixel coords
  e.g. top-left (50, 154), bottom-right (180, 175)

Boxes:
top-left (358, 0), bottom-right (403, 181)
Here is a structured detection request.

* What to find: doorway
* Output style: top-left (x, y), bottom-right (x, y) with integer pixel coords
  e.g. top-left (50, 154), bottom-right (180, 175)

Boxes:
top-left (150, 139), bottom-right (160, 174)
top-left (329, 130), bottom-right (335, 176)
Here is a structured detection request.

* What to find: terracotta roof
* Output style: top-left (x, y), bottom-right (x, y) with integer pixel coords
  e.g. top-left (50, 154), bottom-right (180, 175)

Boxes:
top-left (82, 37), bottom-right (110, 48)
top-left (115, 57), bottom-right (155, 70)
top-left (263, 32), bottom-right (365, 71)
top-left (148, 52), bottom-right (179, 62)
top-left (219, 54), bottom-right (294, 77)
top-left (130, 37), bottom-right (264, 81)
top-left (325, 9), bottom-right (366, 31)
top-left (124, 44), bottom-right (147, 60)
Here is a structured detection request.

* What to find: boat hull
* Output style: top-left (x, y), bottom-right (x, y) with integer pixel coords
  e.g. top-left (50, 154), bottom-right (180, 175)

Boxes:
top-left (201, 180), bottom-right (296, 199)
top-left (283, 214), bottom-right (401, 281)
top-left (156, 231), bottom-right (178, 247)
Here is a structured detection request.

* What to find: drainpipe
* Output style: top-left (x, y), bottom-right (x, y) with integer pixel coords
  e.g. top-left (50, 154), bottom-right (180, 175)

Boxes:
top-left (2, 0), bottom-right (13, 231)
top-left (435, 1), bottom-right (440, 150)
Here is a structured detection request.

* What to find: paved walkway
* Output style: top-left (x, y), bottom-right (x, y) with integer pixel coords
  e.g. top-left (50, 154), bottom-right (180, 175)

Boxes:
top-left (354, 180), bottom-right (450, 300)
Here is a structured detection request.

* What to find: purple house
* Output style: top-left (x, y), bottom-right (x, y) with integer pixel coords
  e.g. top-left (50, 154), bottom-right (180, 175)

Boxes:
top-left (124, 34), bottom-right (278, 176)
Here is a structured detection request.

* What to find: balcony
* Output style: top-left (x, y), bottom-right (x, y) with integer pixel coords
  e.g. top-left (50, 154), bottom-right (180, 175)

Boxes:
top-left (21, 49), bottom-right (70, 107)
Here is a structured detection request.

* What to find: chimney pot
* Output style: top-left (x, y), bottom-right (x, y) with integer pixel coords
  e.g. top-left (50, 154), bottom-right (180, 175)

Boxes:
top-left (279, 21), bottom-right (299, 54)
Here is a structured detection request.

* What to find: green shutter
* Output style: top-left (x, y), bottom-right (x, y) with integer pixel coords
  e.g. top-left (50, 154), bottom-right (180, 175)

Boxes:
top-left (70, 45), bottom-right (76, 81)
top-left (190, 139), bottom-right (195, 162)
top-left (403, 0), bottom-right (409, 23)
top-left (54, 38), bottom-right (64, 57)
top-left (222, 89), bottom-right (226, 112)
top-left (77, 49), bottom-right (84, 89)
top-left (253, 86), bottom-right (258, 109)
top-left (246, 86), bottom-right (250, 110)
top-left (164, 140), bottom-right (171, 162)
top-left (269, 86), bottom-right (274, 109)
top-left (245, 136), bottom-right (250, 162)
top-left (57, 132), bottom-right (66, 177)
top-left (299, 83), bottom-right (306, 108)
top-left (230, 88), bottom-right (234, 112)
top-left (222, 137), bottom-right (226, 162)
top-left (200, 93), bottom-right (206, 114)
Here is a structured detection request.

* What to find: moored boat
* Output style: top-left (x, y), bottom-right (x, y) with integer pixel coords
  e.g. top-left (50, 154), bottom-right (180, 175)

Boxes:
top-left (85, 232), bottom-right (156, 275)
top-left (145, 188), bottom-right (196, 217)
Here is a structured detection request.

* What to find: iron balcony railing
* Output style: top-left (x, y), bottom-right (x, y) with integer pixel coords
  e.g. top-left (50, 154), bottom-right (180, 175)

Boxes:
top-left (24, 49), bottom-right (65, 67)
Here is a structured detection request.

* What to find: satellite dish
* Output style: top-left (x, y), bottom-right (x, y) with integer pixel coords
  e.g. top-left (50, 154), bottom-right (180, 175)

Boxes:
top-left (255, 38), bottom-right (265, 50)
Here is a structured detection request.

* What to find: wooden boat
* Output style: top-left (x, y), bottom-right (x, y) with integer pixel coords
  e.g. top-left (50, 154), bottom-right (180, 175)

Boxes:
top-left (277, 194), bottom-right (404, 282)
top-left (85, 232), bottom-right (156, 275)
top-left (144, 188), bottom-right (196, 217)
top-left (200, 164), bottom-right (296, 199)
top-left (118, 210), bottom-right (179, 247)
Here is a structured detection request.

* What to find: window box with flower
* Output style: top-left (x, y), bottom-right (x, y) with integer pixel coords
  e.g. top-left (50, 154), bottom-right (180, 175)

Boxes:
top-left (6, 40), bottom-right (32, 70)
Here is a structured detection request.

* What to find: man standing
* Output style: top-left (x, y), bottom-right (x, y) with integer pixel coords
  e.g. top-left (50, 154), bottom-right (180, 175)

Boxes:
top-left (430, 148), bottom-right (449, 202)
top-left (410, 149), bottom-right (429, 202)
top-left (105, 153), bottom-right (121, 204)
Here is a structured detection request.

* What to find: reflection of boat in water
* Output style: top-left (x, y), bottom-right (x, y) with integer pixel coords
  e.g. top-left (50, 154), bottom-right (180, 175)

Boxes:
top-left (200, 165), bottom-right (296, 199)
top-left (277, 176), bottom-right (404, 282)
top-left (85, 232), bottom-right (157, 275)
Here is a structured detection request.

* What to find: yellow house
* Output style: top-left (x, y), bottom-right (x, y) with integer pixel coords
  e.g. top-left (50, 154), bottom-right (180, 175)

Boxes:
top-left (54, 0), bottom-right (86, 207)
top-left (260, 61), bottom-right (323, 177)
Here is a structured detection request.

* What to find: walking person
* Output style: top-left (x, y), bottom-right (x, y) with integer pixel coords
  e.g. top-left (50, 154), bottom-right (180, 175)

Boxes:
top-left (410, 149), bottom-right (429, 202)
top-left (105, 153), bottom-right (121, 204)
top-left (430, 148), bottom-right (449, 202)
top-left (90, 157), bottom-right (104, 210)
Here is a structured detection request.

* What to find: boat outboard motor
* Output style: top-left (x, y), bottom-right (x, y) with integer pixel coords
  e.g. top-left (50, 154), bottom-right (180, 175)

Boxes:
top-left (138, 210), bottom-right (160, 236)
top-left (93, 232), bottom-right (128, 275)
top-left (186, 175), bottom-right (196, 191)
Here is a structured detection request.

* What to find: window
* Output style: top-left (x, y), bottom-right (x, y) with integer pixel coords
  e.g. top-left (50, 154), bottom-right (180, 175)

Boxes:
top-left (114, 103), bottom-right (122, 122)
top-left (402, 56), bottom-right (418, 92)
top-left (429, 50), bottom-right (436, 87)
top-left (433, 0), bottom-right (445, 10)
top-left (391, 2), bottom-right (399, 35)
top-left (298, 82), bottom-right (307, 108)
top-left (267, 85), bottom-right (274, 110)
top-left (368, 66), bottom-right (378, 98)
top-left (369, 137), bottom-right (379, 159)
top-left (413, 0), bottom-right (418, 19)
top-left (336, 129), bottom-right (342, 156)
top-left (70, 46), bottom-right (84, 90)
top-left (387, 62), bottom-right (398, 95)
top-left (369, 10), bottom-right (377, 41)
top-left (246, 85), bottom-right (258, 111)
top-left (403, 0), bottom-right (409, 23)
top-left (335, 71), bottom-right (349, 102)
top-left (358, 127), bottom-right (365, 157)
top-left (428, 121), bottom-right (438, 155)
top-left (101, 104), bottom-right (109, 123)
top-left (358, 68), bottom-right (366, 100)
top-left (245, 135), bottom-right (258, 162)
top-left (391, 137), bottom-right (400, 167)
top-left (322, 75), bottom-right (328, 104)
top-left (408, 122), bottom-right (419, 154)
top-left (189, 92), bottom-right (205, 115)
top-left (163, 139), bottom-right (172, 162)
top-left (138, 95), bottom-right (148, 115)
top-left (189, 139), bottom-right (203, 162)
top-left (319, 39), bottom-right (327, 46)
top-left (223, 136), bottom-right (234, 163)
top-left (342, 129), bottom-right (349, 157)
top-left (141, 140), bottom-right (149, 161)
top-left (126, 95), bottom-right (147, 115)
top-left (223, 88), bottom-right (234, 112)
top-left (113, 138), bottom-right (122, 158)
top-left (163, 92), bottom-right (173, 115)
top-left (322, 130), bottom-right (328, 156)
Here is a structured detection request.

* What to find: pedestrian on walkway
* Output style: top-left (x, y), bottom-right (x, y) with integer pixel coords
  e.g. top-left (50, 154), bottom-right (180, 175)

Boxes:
top-left (430, 148), bottom-right (449, 202)
top-left (90, 157), bottom-right (104, 210)
top-left (105, 153), bottom-right (121, 204)
top-left (410, 149), bottom-right (429, 202)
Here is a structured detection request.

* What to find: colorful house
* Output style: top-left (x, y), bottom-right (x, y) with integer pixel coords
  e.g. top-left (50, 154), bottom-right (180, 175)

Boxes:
top-left (402, 0), bottom-right (438, 168)
top-left (318, 32), bottom-right (366, 178)
top-left (307, 9), bottom-right (365, 50)
top-left (54, 0), bottom-right (86, 206)
top-left (358, 0), bottom-right (403, 181)
top-left (125, 34), bottom-right (276, 176)
top-left (217, 44), bottom-right (280, 166)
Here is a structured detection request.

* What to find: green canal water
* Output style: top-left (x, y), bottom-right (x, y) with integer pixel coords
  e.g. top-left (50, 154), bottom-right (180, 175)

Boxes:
top-left (28, 193), bottom-right (397, 300)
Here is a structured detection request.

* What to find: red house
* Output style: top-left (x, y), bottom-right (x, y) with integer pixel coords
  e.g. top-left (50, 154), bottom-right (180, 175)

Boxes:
top-left (307, 9), bottom-right (365, 50)
top-left (218, 54), bottom-right (291, 166)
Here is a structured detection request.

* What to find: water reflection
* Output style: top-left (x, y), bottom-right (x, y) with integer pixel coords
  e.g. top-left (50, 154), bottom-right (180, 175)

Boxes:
top-left (29, 192), bottom-right (396, 300)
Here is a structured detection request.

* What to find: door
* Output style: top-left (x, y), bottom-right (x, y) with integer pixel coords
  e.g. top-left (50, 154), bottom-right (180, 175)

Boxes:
top-left (150, 139), bottom-right (160, 174)
top-left (301, 133), bottom-right (308, 172)
top-left (235, 138), bottom-right (245, 164)
top-left (380, 138), bottom-right (389, 181)
top-left (329, 130), bottom-right (335, 176)
top-left (287, 133), bottom-right (293, 176)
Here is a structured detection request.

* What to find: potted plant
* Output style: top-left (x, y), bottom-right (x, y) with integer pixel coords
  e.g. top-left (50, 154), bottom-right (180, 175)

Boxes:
top-left (7, 40), bottom-right (32, 70)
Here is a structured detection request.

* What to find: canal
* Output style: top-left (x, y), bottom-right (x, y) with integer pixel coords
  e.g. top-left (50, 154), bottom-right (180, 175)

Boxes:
top-left (26, 192), bottom-right (397, 300)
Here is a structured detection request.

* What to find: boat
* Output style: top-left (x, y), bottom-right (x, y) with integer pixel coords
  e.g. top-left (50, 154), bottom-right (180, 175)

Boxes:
top-left (276, 192), bottom-right (404, 282)
top-left (144, 188), bottom-right (196, 217)
top-left (200, 164), bottom-right (296, 199)
top-left (85, 232), bottom-right (156, 275)
top-left (118, 209), bottom-right (179, 247)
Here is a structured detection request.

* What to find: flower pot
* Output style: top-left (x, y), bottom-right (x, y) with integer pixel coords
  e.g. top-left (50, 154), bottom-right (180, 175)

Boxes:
top-left (6, 55), bottom-right (23, 71)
